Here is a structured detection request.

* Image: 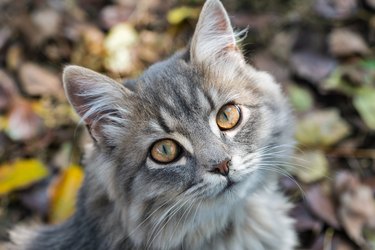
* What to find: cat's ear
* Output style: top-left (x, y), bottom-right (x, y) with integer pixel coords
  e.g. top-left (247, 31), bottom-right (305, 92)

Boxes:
top-left (190, 0), bottom-right (242, 64)
top-left (63, 66), bottom-right (131, 143)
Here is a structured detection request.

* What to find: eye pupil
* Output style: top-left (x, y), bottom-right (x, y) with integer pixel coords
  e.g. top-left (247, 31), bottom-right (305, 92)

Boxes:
top-left (216, 104), bottom-right (241, 130)
top-left (222, 112), bottom-right (228, 121)
top-left (151, 139), bottom-right (180, 163)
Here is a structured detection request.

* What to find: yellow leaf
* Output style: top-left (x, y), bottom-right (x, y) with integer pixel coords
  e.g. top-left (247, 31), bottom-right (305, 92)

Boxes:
top-left (0, 159), bottom-right (48, 195)
top-left (0, 116), bottom-right (7, 131)
top-left (49, 165), bottom-right (84, 224)
top-left (295, 109), bottom-right (350, 147)
top-left (167, 6), bottom-right (200, 25)
top-left (292, 150), bottom-right (329, 183)
top-left (104, 23), bottom-right (139, 74)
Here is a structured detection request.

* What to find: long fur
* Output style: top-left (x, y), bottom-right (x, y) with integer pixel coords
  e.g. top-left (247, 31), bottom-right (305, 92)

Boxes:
top-left (10, 0), bottom-right (297, 249)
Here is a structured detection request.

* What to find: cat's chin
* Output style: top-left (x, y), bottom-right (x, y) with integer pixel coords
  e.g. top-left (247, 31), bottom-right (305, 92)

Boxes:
top-left (217, 169), bottom-right (272, 200)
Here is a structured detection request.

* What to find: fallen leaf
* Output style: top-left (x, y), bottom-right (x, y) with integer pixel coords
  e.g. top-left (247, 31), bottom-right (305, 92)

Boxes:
top-left (100, 5), bottom-right (133, 29)
top-left (71, 25), bottom-right (105, 71)
top-left (361, 59), bottom-right (375, 70)
top-left (293, 150), bottom-right (329, 183)
top-left (18, 62), bottom-right (64, 99)
top-left (31, 8), bottom-right (61, 43)
top-left (295, 109), bottom-right (351, 147)
top-left (290, 203), bottom-right (322, 237)
top-left (0, 159), bottom-right (49, 196)
top-left (0, 70), bottom-right (19, 111)
top-left (269, 31), bottom-right (297, 62)
top-left (104, 22), bottom-right (139, 75)
top-left (6, 99), bottom-right (44, 141)
top-left (0, 27), bottom-right (11, 51)
top-left (31, 97), bottom-right (77, 128)
top-left (290, 51), bottom-right (337, 84)
top-left (331, 233), bottom-right (357, 250)
top-left (19, 180), bottom-right (50, 216)
top-left (48, 165), bottom-right (84, 224)
top-left (329, 29), bottom-right (370, 57)
top-left (6, 44), bottom-right (23, 71)
top-left (364, 229), bottom-right (375, 249)
top-left (365, 0), bottom-right (375, 9)
top-left (287, 84), bottom-right (314, 112)
top-left (353, 88), bottom-right (375, 130)
top-left (167, 6), bottom-right (200, 25)
top-left (314, 0), bottom-right (358, 19)
top-left (253, 53), bottom-right (290, 84)
top-left (323, 68), bottom-right (356, 96)
top-left (334, 172), bottom-right (375, 246)
top-left (306, 183), bottom-right (340, 229)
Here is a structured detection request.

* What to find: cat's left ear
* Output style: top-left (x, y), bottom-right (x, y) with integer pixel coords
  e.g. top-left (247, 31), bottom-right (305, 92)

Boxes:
top-left (63, 66), bottom-right (132, 144)
top-left (190, 0), bottom-right (243, 64)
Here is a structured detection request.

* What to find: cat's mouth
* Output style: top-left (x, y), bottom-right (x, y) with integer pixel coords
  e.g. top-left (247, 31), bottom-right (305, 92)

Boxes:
top-left (218, 177), bottom-right (236, 195)
top-left (225, 177), bottom-right (235, 189)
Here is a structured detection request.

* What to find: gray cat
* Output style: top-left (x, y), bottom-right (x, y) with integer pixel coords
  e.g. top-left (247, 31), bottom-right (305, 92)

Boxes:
top-left (10, 0), bottom-right (297, 249)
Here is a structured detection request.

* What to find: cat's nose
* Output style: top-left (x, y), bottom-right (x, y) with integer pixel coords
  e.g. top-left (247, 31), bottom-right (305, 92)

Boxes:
top-left (211, 159), bottom-right (230, 176)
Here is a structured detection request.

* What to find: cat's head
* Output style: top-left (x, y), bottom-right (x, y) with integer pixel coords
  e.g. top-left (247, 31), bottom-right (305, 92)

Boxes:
top-left (63, 0), bottom-right (293, 209)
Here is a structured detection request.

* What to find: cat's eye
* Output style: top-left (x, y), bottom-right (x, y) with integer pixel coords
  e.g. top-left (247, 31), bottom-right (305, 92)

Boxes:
top-left (150, 139), bottom-right (180, 164)
top-left (216, 104), bottom-right (241, 130)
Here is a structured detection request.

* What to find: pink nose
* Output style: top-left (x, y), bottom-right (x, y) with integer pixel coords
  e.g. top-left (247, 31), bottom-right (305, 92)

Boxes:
top-left (213, 160), bottom-right (230, 176)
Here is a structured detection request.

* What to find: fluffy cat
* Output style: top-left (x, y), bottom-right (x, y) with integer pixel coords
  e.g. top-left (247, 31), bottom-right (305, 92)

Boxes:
top-left (10, 0), bottom-right (297, 249)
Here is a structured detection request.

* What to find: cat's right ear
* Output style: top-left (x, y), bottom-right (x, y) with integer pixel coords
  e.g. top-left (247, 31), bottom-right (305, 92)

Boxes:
top-left (190, 0), bottom-right (243, 65)
top-left (63, 66), bottom-right (131, 143)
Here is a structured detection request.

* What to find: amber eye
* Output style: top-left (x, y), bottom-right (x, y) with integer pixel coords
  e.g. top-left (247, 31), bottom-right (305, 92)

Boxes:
top-left (150, 139), bottom-right (180, 163)
top-left (216, 104), bottom-right (241, 130)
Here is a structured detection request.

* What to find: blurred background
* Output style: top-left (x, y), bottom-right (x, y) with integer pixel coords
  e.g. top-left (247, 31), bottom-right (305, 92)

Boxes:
top-left (0, 0), bottom-right (374, 249)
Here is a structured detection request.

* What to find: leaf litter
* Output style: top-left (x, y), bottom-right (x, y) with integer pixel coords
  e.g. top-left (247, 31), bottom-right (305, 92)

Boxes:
top-left (0, 0), bottom-right (375, 249)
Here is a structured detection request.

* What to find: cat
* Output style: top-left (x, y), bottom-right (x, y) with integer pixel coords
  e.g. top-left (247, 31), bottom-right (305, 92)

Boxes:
top-left (10, 0), bottom-right (297, 249)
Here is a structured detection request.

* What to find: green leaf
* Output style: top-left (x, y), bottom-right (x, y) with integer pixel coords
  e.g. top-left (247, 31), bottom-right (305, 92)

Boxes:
top-left (288, 84), bottom-right (314, 112)
top-left (293, 150), bottom-right (329, 183)
top-left (0, 159), bottom-right (49, 195)
top-left (360, 59), bottom-right (375, 70)
top-left (167, 6), bottom-right (200, 25)
top-left (295, 109), bottom-right (351, 147)
top-left (323, 68), bottom-right (357, 96)
top-left (353, 88), bottom-right (375, 130)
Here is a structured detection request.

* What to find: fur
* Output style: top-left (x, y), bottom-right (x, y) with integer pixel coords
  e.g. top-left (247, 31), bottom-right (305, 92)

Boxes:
top-left (9, 0), bottom-right (297, 249)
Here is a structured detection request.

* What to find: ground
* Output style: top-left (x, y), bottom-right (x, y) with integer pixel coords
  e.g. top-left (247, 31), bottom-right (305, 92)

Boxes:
top-left (0, 0), bottom-right (375, 249)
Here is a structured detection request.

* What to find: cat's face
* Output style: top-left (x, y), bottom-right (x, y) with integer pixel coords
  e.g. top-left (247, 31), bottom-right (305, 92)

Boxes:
top-left (63, 0), bottom-right (292, 212)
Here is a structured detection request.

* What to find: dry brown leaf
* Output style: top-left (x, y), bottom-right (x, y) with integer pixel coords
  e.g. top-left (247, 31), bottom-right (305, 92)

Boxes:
top-left (71, 25), bottom-right (105, 71)
top-left (314, 0), bottom-right (358, 19)
top-left (335, 172), bottom-right (375, 246)
top-left (329, 29), bottom-right (370, 57)
top-left (290, 51), bottom-right (337, 84)
top-left (0, 70), bottom-right (19, 111)
top-left (18, 62), bottom-right (64, 99)
top-left (31, 8), bottom-right (62, 42)
top-left (6, 99), bottom-right (44, 141)
top-left (306, 183), bottom-right (340, 229)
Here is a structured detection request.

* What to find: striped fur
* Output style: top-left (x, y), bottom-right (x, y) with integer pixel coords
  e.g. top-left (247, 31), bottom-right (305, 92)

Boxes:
top-left (10, 0), bottom-right (297, 249)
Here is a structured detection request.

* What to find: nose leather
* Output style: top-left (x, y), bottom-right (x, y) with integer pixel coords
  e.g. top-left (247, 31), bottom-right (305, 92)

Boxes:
top-left (212, 160), bottom-right (230, 176)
